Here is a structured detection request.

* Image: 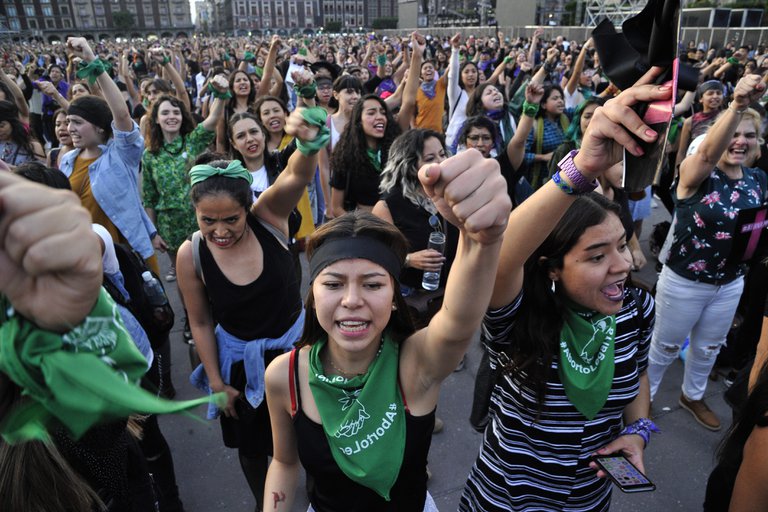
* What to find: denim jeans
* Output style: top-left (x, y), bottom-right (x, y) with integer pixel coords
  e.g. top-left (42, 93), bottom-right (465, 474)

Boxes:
top-left (647, 266), bottom-right (744, 401)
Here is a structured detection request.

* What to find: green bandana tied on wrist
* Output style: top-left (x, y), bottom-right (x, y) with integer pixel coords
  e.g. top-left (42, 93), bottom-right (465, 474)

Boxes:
top-left (308, 335), bottom-right (405, 500)
top-left (244, 51), bottom-right (256, 62)
top-left (293, 80), bottom-right (318, 99)
top-left (295, 106), bottom-right (331, 156)
top-left (298, 48), bottom-right (308, 56)
top-left (76, 58), bottom-right (111, 85)
top-left (207, 82), bottom-right (233, 100)
top-left (0, 289), bottom-right (223, 444)
top-left (558, 302), bottom-right (616, 420)
top-left (161, 55), bottom-right (171, 65)
top-left (377, 54), bottom-right (388, 67)
top-left (189, 160), bottom-right (253, 186)
top-left (254, 66), bottom-right (264, 78)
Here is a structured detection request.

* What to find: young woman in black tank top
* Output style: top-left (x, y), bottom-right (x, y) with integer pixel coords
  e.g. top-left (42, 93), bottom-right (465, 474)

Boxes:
top-left (262, 149), bottom-right (511, 511)
top-left (177, 107), bottom-right (326, 510)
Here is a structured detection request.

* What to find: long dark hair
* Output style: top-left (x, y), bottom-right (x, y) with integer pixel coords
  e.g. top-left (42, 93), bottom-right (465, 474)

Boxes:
top-left (466, 83), bottom-right (507, 117)
top-left (0, 100), bottom-right (38, 158)
top-left (146, 94), bottom-right (197, 154)
top-left (458, 61), bottom-right (479, 91)
top-left (330, 94), bottom-right (400, 181)
top-left (298, 211), bottom-right (414, 347)
top-left (506, 193), bottom-right (622, 406)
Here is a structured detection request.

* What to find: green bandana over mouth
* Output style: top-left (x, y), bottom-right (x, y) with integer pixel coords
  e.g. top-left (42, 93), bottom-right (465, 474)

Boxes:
top-left (0, 289), bottom-right (223, 444)
top-left (558, 302), bottom-right (616, 420)
top-left (308, 335), bottom-right (405, 500)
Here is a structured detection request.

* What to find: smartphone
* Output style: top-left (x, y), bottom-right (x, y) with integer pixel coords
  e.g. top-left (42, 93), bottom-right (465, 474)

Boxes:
top-left (594, 455), bottom-right (655, 493)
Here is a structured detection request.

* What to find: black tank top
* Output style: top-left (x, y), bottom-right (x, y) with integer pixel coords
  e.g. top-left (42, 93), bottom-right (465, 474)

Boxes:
top-left (200, 214), bottom-right (302, 340)
top-left (382, 186), bottom-right (458, 290)
top-left (291, 349), bottom-right (435, 512)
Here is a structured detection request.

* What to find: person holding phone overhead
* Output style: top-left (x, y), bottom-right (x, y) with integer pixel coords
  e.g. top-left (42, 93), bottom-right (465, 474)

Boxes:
top-left (460, 69), bottom-right (667, 511)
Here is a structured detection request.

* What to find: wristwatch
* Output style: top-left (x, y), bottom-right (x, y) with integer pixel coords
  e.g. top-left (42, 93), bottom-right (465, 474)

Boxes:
top-left (556, 150), bottom-right (598, 194)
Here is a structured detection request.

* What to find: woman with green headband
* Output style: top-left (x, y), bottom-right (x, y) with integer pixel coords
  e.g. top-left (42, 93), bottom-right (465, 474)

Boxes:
top-left (263, 149), bottom-right (511, 511)
top-left (177, 106), bottom-right (329, 510)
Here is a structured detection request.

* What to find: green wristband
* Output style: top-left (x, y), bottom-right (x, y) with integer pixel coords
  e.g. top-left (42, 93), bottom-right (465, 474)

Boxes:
top-left (293, 81), bottom-right (317, 99)
top-left (207, 82), bottom-right (233, 100)
top-left (75, 58), bottom-right (111, 85)
top-left (298, 48), bottom-right (308, 56)
top-left (522, 100), bottom-right (540, 117)
top-left (244, 51), bottom-right (256, 62)
top-left (161, 56), bottom-right (171, 65)
top-left (377, 54), bottom-right (387, 67)
top-left (295, 106), bottom-right (331, 156)
top-left (727, 57), bottom-right (739, 66)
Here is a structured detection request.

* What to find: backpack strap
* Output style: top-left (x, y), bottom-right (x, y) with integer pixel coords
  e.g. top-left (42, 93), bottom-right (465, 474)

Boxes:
top-left (191, 231), bottom-right (205, 285)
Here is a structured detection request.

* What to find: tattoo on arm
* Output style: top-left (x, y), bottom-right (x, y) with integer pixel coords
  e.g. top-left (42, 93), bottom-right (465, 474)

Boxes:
top-left (272, 491), bottom-right (286, 509)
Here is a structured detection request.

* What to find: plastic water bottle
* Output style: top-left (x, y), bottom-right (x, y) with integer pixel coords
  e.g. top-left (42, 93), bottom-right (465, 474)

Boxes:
top-left (422, 231), bottom-right (446, 291)
top-left (142, 271), bottom-right (172, 324)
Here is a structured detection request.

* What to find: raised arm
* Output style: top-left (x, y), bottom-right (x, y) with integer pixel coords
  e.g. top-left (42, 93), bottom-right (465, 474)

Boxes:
top-left (507, 82), bottom-right (544, 170)
top-left (257, 35), bottom-right (281, 98)
top-left (251, 107), bottom-right (325, 238)
top-left (492, 68), bottom-right (671, 308)
top-left (151, 48), bottom-right (191, 112)
top-left (401, 149), bottom-right (510, 394)
top-left (397, 32), bottom-right (425, 133)
top-left (446, 34), bottom-right (462, 118)
top-left (566, 38), bottom-right (592, 95)
top-left (678, 74), bottom-right (764, 199)
top-left (0, 63), bottom-right (30, 120)
top-left (200, 75), bottom-right (229, 132)
top-left (67, 37), bottom-right (132, 132)
top-left (528, 27), bottom-right (543, 65)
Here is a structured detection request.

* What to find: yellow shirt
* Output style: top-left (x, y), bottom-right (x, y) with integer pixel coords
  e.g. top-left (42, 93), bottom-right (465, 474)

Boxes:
top-left (69, 154), bottom-right (126, 246)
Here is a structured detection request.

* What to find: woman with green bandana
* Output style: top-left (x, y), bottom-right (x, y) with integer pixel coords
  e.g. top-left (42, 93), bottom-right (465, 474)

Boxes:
top-left (263, 148), bottom-right (511, 511)
top-left (460, 69), bottom-right (667, 511)
top-left (142, 74), bottom-right (229, 282)
top-left (177, 106), bottom-right (329, 511)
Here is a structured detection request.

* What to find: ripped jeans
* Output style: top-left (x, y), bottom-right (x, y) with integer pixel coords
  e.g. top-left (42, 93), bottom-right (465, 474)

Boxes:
top-left (648, 266), bottom-right (744, 401)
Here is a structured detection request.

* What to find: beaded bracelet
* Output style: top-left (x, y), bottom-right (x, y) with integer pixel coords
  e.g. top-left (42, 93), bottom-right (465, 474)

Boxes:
top-left (522, 100), bottom-right (540, 118)
top-left (551, 170), bottom-right (576, 195)
top-left (620, 417), bottom-right (660, 448)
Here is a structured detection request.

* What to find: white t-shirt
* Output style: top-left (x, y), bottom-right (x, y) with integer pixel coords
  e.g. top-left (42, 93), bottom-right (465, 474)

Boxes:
top-left (250, 166), bottom-right (269, 200)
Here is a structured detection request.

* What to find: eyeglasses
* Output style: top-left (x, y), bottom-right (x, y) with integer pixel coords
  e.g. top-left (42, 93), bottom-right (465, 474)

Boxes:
top-left (467, 134), bottom-right (493, 142)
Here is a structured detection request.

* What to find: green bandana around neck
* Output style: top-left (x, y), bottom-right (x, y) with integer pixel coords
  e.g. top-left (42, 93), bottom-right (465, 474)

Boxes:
top-left (0, 289), bottom-right (223, 443)
top-left (307, 334), bottom-right (405, 500)
top-left (366, 147), bottom-right (382, 172)
top-left (557, 302), bottom-right (616, 420)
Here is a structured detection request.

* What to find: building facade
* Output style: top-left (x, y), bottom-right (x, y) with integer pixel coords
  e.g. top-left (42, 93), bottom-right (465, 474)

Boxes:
top-left (0, 0), bottom-right (194, 42)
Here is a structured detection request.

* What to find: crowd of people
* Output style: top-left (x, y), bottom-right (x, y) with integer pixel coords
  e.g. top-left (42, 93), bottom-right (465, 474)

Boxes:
top-left (1, 25), bottom-right (768, 511)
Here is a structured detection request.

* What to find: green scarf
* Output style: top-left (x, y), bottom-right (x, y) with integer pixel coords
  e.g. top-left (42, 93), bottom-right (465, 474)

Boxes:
top-left (366, 148), bottom-right (382, 172)
top-left (558, 303), bottom-right (616, 420)
top-left (189, 160), bottom-right (253, 186)
top-left (308, 335), bottom-right (405, 500)
top-left (0, 289), bottom-right (222, 444)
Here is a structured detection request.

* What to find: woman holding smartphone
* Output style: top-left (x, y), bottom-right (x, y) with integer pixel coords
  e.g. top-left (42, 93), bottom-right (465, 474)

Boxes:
top-left (460, 70), bottom-right (668, 511)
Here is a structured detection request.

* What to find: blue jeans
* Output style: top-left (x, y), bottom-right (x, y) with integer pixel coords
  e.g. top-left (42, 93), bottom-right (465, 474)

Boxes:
top-left (647, 266), bottom-right (744, 401)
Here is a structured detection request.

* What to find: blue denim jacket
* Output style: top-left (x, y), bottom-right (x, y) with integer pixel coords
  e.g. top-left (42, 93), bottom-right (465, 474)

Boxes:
top-left (60, 121), bottom-right (157, 258)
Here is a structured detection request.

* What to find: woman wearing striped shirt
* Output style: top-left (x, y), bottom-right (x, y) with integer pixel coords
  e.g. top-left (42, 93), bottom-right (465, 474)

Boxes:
top-left (460, 71), bottom-right (667, 511)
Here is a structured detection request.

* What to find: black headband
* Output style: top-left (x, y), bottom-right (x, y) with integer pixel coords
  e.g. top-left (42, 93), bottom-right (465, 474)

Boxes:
top-left (308, 236), bottom-right (402, 283)
top-left (67, 102), bottom-right (112, 134)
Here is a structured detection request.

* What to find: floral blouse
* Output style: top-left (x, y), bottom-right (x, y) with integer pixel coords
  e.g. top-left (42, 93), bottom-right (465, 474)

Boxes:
top-left (141, 124), bottom-right (216, 211)
top-left (668, 166), bottom-right (767, 284)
